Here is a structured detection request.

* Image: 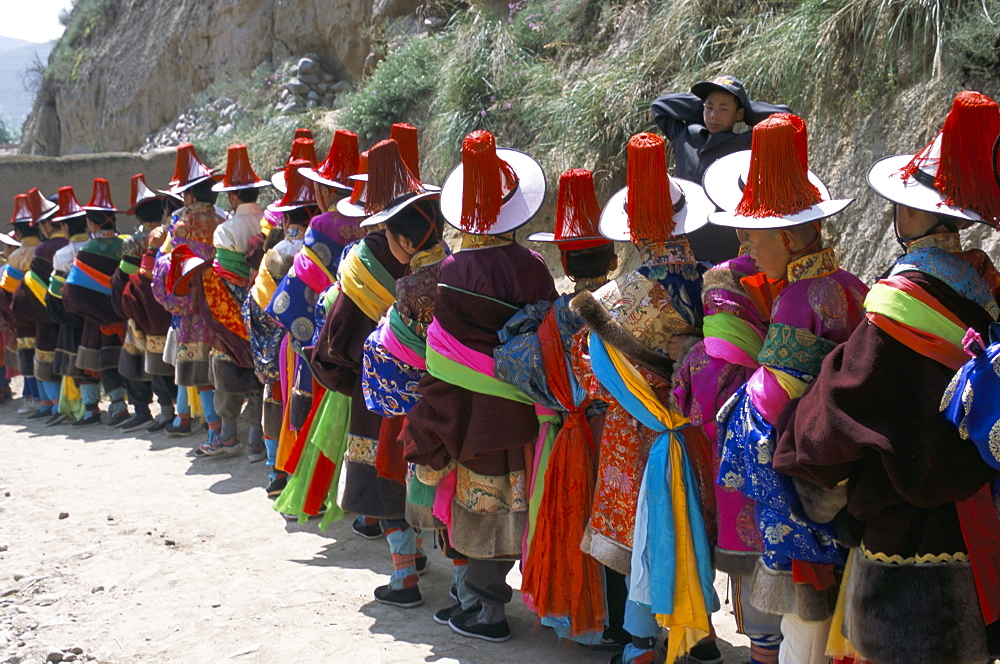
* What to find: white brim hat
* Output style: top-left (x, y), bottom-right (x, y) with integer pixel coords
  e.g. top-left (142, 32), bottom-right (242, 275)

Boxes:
top-left (866, 134), bottom-right (987, 225)
top-left (0, 232), bottom-right (20, 247)
top-left (702, 150), bottom-right (833, 211)
top-left (439, 148), bottom-right (546, 235)
top-left (270, 170), bottom-right (288, 194)
top-left (212, 178), bottom-right (272, 193)
top-left (703, 151), bottom-right (853, 229)
top-left (598, 176), bottom-right (715, 241)
top-left (359, 189), bottom-right (442, 228)
top-left (298, 166), bottom-right (354, 195)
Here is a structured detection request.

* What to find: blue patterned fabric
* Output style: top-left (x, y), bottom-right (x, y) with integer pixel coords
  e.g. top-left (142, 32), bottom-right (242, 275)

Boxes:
top-left (941, 322), bottom-right (1000, 474)
top-left (269, 264), bottom-right (318, 355)
top-left (361, 327), bottom-right (422, 416)
top-left (636, 258), bottom-right (708, 330)
top-left (494, 294), bottom-right (590, 412)
top-left (893, 247), bottom-right (1000, 319)
top-left (241, 294), bottom-right (283, 382)
top-left (717, 385), bottom-right (846, 571)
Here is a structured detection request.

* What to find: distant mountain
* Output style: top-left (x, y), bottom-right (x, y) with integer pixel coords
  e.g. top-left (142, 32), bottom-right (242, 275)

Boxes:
top-left (0, 38), bottom-right (55, 132)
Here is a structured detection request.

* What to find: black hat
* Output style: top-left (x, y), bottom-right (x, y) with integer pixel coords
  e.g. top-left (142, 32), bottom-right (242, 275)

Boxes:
top-left (691, 74), bottom-right (749, 109)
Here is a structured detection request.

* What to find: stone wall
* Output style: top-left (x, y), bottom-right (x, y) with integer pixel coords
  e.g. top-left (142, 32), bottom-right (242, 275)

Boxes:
top-left (0, 149), bottom-right (176, 233)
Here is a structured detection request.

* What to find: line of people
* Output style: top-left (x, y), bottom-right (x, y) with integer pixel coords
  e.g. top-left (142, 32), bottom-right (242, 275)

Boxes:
top-left (1, 74), bottom-right (999, 664)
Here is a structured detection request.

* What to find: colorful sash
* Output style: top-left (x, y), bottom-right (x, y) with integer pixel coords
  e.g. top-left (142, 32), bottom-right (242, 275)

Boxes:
top-left (337, 240), bottom-right (396, 322)
top-left (213, 247), bottom-right (250, 282)
top-left (520, 308), bottom-right (606, 639)
top-left (589, 332), bottom-right (713, 662)
top-left (66, 258), bottom-right (112, 296)
top-left (425, 319), bottom-right (533, 405)
top-left (23, 270), bottom-right (48, 305)
top-left (48, 273), bottom-right (66, 299)
top-left (383, 307), bottom-right (426, 369)
top-left (202, 268), bottom-right (249, 341)
top-left (0, 266), bottom-right (24, 294)
top-left (702, 311), bottom-right (765, 368)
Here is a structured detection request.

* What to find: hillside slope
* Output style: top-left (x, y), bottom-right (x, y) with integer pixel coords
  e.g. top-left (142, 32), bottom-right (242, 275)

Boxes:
top-left (0, 37), bottom-right (53, 130)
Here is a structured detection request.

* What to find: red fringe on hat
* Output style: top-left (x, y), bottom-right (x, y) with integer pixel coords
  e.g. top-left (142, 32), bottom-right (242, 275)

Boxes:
top-left (318, 130), bottom-right (360, 183)
top-left (364, 139), bottom-right (423, 215)
top-left (390, 123), bottom-right (421, 181)
top-left (170, 143), bottom-right (215, 188)
top-left (294, 128), bottom-right (313, 141)
top-left (349, 151), bottom-right (370, 206)
top-left (772, 113), bottom-right (808, 171)
top-left (556, 169), bottom-right (603, 241)
top-left (222, 144), bottom-right (264, 188)
top-left (286, 137), bottom-right (318, 167)
top-left (736, 116), bottom-right (821, 218)
top-left (460, 130), bottom-right (518, 234)
top-left (626, 133), bottom-right (674, 244)
top-left (27, 188), bottom-right (52, 222)
top-left (901, 90), bottom-right (1000, 228)
top-left (10, 194), bottom-right (32, 224)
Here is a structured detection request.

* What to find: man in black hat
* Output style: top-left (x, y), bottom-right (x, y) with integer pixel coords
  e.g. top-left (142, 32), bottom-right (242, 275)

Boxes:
top-left (651, 74), bottom-right (792, 263)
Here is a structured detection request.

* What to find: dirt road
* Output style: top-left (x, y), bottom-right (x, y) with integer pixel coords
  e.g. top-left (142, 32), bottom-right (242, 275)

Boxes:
top-left (0, 390), bottom-right (749, 663)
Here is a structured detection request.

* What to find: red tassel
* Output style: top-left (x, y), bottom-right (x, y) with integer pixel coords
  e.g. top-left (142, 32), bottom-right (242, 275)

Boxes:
top-left (736, 116), bottom-right (821, 218)
top-left (317, 129), bottom-right (359, 184)
top-left (772, 113), bottom-right (809, 171)
top-left (363, 139), bottom-right (423, 215)
top-left (556, 169), bottom-right (603, 241)
top-left (626, 132), bottom-right (675, 244)
top-left (390, 123), bottom-right (421, 181)
top-left (285, 137), bottom-right (318, 168)
top-left (348, 151), bottom-right (370, 206)
top-left (460, 130), bottom-right (518, 234)
top-left (902, 91), bottom-right (1000, 228)
top-left (294, 127), bottom-right (313, 141)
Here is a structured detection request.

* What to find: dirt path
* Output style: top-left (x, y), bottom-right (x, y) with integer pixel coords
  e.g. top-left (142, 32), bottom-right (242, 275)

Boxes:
top-left (0, 388), bottom-right (749, 664)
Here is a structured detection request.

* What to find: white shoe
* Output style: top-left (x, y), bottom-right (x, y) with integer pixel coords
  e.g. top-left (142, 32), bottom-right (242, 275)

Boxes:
top-left (17, 399), bottom-right (38, 414)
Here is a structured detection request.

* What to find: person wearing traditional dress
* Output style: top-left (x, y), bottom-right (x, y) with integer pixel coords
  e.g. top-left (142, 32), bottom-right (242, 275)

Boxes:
top-left (173, 144), bottom-right (271, 458)
top-left (152, 143), bottom-right (226, 447)
top-left (61, 179), bottom-right (130, 426)
top-left (0, 230), bottom-right (20, 403)
top-left (493, 168), bottom-right (623, 648)
top-left (45, 187), bottom-right (92, 424)
top-left (352, 147), bottom-right (446, 610)
top-left (568, 133), bottom-right (718, 664)
top-left (775, 90), bottom-right (1000, 664)
top-left (6, 191), bottom-right (58, 418)
top-left (704, 115), bottom-right (867, 664)
top-left (400, 130), bottom-right (556, 643)
top-left (2, 194), bottom-right (44, 416)
top-left (109, 175), bottom-right (182, 433)
top-left (267, 130), bottom-right (365, 512)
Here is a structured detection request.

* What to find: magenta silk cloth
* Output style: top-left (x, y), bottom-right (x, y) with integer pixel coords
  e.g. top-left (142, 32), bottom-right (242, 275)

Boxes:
top-left (432, 468), bottom-right (457, 527)
top-left (292, 250), bottom-right (332, 296)
top-left (426, 318), bottom-right (497, 377)
top-left (379, 320), bottom-right (426, 370)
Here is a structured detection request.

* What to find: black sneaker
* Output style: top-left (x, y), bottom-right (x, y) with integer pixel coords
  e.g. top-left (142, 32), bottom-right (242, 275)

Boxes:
top-left (373, 584), bottom-right (423, 608)
top-left (26, 408), bottom-right (52, 421)
top-left (45, 412), bottom-right (69, 427)
top-left (105, 407), bottom-right (131, 428)
top-left (164, 417), bottom-right (196, 437)
top-left (146, 413), bottom-right (172, 433)
top-left (351, 517), bottom-right (383, 540)
top-left (72, 411), bottom-right (103, 427)
top-left (449, 607), bottom-right (511, 643)
top-left (592, 628), bottom-right (630, 651)
top-left (433, 602), bottom-right (469, 625)
top-left (120, 411), bottom-right (154, 433)
top-left (449, 585), bottom-right (458, 602)
top-left (265, 473), bottom-right (287, 499)
top-left (416, 554), bottom-right (428, 576)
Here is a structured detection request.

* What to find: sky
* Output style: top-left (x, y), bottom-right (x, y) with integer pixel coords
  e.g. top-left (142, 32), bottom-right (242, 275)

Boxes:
top-left (0, 0), bottom-right (74, 43)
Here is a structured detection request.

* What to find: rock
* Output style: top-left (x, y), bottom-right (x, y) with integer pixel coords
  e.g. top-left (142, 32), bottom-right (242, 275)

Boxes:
top-left (57, 513), bottom-right (68, 520)
top-left (12, 573), bottom-right (25, 582)
top-left (4, 492), bottom-right (9, 497)
top-left (0, 545), bottom-right (7, 552)
top-left (298, 73), bottom-right (320, 86)
top-left (91, 586), bottom-right (104, 594)
top-left (330, 80), bottom-right (349, 93)
top-left (163, 540), bottom-right (175, 547)
top-left (322, 94), bottom-right (336, 108)
top-left (296, 57), bottom-right (319, 73)
top-left (285, 79), bottom-right (310, 95)
top-left (213, 124), bottom-right (232, 137)
top-left (63, 655), bottom-right (76, 662)
top-left (279, 88), bottom-right (291, 101)
top-left (306, 90), bottom-right (321, 101)
top-left (45, 649), bottom-right (64, 662)
top-left (67, 649), bottom-right (82, 656)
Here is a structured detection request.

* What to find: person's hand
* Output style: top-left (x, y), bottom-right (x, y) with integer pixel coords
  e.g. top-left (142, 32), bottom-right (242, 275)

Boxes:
top-left (666, 334), bottom-right (697, 362)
